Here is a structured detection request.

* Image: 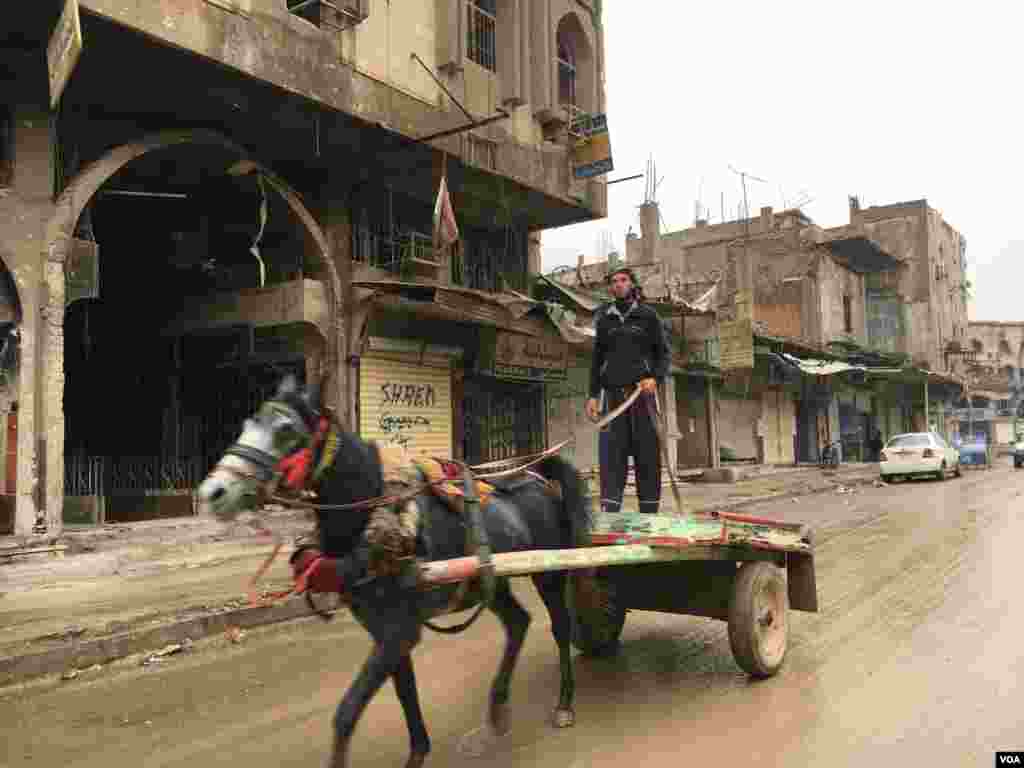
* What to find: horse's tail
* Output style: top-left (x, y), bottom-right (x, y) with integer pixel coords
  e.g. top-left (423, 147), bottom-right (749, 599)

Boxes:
top-left (536, 454), bottom-right (592, 549)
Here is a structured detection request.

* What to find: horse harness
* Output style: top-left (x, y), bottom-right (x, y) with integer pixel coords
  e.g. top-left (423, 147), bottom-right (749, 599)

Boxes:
top-left (243, 385), bottom-right (664, 628)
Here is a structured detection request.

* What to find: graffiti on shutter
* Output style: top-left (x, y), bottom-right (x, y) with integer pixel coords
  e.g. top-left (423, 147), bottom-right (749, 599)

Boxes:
top-left (360, 355), bottom-right (453, 458)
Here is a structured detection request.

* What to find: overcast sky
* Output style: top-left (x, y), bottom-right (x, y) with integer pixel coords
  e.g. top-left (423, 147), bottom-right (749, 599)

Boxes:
top-left (540, 1), bottom-right (1021, 322)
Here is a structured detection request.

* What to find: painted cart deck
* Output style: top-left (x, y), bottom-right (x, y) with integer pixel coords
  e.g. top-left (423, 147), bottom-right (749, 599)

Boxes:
top-left (419, 511), bottom-right (815, 606)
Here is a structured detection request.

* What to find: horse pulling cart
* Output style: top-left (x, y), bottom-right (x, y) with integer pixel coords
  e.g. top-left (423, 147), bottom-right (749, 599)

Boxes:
top-left (416, 508), bottom-right (817, 678)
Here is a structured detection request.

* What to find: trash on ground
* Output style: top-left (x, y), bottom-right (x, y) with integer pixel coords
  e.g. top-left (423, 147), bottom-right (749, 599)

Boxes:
top-left (140, 643), bottom-right (186, 666)
top-left (225, 626), bottom-right (246, 644)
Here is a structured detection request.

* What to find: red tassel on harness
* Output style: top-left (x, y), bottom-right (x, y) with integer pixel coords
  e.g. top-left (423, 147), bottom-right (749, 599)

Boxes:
top-left (277, 417), bottom-right (329, 491)
top-left (291, 548), bottom-right (346, 594)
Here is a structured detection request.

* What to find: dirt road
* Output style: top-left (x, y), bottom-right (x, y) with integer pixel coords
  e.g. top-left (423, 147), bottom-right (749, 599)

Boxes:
top-left (4, 466), bottom-right (1023, 767)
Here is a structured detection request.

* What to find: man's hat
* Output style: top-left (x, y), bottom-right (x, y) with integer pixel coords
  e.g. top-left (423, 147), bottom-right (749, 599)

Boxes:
top-left (606, 265), bottom-right (640, 286)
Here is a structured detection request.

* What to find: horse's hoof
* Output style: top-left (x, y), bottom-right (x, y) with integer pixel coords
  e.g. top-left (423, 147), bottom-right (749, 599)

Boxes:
top-left (489, 702), bottom-right (511, 737)
top-left (551, 708), bottom-right (576, 728)
top-left (456, 725), bottom-right (504, 759)
top-left (326, 738), bottom-right (349, 768)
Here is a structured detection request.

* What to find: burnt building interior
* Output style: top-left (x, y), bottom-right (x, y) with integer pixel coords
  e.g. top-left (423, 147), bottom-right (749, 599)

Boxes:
top-left (63, 144), bottom-right (317, 524)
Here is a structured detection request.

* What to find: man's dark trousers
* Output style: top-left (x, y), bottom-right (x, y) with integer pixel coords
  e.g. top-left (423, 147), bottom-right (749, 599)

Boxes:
top-left (601, 386), bottom-right (661, 514)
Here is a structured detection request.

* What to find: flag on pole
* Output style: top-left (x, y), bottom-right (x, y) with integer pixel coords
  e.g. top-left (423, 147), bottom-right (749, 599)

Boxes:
top-left (433, 174), bottom-right (459, 249)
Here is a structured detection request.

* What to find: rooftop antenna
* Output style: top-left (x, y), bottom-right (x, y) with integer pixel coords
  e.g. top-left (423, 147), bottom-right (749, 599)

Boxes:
top-left (728, 164), bottom-right (768, 221)
top-left (696, 175), bottom-right (705, 224)
top-left (728, 164), bottom-right (769, 301)
top-left (643, 154), bottom-right (659, 205)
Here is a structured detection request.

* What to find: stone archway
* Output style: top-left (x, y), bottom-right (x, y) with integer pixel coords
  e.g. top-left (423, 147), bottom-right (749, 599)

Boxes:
top-left (36, 129), bottom-right (341, 534)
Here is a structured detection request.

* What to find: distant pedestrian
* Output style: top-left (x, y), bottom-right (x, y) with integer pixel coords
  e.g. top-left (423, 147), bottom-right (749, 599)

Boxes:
top-left (869, 429), bottom-right (884, 461)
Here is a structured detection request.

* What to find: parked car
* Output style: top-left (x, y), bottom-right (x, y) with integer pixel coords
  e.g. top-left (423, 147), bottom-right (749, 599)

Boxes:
top-left (1014, 438), bottom-right (1024, 469)
top-left (879, 432), bottom-right (961, 482)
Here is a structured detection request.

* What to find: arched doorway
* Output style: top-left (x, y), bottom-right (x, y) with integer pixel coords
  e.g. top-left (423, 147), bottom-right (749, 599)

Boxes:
top-left (44, 130), bottom-right (339, 526)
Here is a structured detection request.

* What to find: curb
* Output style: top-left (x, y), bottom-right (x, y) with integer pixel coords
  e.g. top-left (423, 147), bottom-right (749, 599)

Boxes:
top-left (0, 595), bottom-right (321, 689)
top-left (690, 471), bottom-right (880, 515)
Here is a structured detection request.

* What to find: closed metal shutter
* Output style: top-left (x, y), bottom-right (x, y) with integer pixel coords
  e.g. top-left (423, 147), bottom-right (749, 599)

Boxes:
top-left (359, 354), bottom-right (453, 459)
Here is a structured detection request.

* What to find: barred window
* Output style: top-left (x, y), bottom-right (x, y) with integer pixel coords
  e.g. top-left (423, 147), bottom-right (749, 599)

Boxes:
top-left (467, 0), bottom-right (497, 72)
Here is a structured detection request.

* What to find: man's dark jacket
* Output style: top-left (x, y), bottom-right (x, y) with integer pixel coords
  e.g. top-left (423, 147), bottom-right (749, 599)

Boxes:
top-left (589, 300), bottom-right (671, 398)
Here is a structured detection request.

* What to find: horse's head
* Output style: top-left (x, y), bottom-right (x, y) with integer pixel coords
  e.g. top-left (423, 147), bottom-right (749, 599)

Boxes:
top-left (197, 374), bottom-right (323, 523)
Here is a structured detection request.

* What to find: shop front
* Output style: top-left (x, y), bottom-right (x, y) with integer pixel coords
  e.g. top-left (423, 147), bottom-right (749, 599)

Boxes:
top-left (469, 327), bottom-right (569, 465)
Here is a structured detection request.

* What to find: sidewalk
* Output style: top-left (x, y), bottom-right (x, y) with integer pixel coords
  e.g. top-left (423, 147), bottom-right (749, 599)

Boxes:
top-left (0, 463), bottom-right (879, 688)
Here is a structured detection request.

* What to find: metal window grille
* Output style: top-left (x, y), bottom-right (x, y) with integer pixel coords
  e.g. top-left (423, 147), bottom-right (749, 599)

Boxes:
top-left (557, 45), bottom-right (576, 109)
top-left (464, 380), bottom-right (545, 464)
top-left (467, 1), bottom-right (497, 72)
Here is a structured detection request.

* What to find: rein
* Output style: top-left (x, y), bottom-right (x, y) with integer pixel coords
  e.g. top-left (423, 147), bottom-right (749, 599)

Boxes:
top-left (270, 386), bottom-right (644, 514)
top-left (240, 385), bottom-right (674, 613)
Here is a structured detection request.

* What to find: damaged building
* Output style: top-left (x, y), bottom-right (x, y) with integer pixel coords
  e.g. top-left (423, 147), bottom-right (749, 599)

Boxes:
top-left (960, 322), bottom-right (1024, 447)
top-left (1, 0), bottom-right (610, 538)
top-left (552, 194), bottom-right (969, 467)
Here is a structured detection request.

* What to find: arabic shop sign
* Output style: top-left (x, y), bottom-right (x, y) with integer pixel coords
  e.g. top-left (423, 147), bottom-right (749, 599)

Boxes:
top-left (570, 113), bottom-right (614, 180)
top-left (492, 331), bottom-right (568, 382)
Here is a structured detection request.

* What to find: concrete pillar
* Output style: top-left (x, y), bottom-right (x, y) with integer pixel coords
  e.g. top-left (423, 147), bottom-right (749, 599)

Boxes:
top-left (441, 0), bottom-right (465, 73)
top-left (638, 202), bottom-right (659, 264)
top-left (0, 393), bottom-right (12, 493)
top-left (660, 374), bottom-right (682, 471)
top-left (519, 0), bottom-right (532, 107)
top-left (706, 378), bottom-right (720, 469)
top-left (321, 204), bottom-right (354, 431)
top-left (499, 0), bottom-right (522, 107)
top-left (7, 104), bottom-right (53, 537)
top-left (534, 0), bottom-right (553, 115)
top-left (42, 253), bottom-right (65, 534)
top-left (528, 230), bottom-right (542, 275)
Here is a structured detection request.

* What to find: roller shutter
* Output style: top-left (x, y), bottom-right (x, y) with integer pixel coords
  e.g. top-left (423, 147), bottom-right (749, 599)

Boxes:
top-left (359, 354), bottom-right (453, 459)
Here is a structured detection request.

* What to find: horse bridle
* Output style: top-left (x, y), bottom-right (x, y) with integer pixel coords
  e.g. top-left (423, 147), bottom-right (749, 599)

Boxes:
top-left (213, 399), bottom-right (317, 500)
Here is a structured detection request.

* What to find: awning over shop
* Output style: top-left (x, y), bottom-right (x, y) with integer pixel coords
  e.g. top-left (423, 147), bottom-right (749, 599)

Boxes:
top-left (353, 280), bottom-right (548, 334)
top-left (779, 353), bottom-right (864, 376)
top-left (825, 236), bottom-right (901, 273)
top-left (543, 303), bottom-right (595, 345)
top-left (536, 273), bottom-right (719, 317)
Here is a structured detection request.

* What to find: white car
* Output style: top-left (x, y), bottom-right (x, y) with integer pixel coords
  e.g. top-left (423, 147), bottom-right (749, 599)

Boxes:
top-left (879, 432), bottom-right (961, 482)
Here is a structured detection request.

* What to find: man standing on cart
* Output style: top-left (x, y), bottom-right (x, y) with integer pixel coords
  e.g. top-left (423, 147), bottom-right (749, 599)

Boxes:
top-left (586, 266), bottom-right (671, 514)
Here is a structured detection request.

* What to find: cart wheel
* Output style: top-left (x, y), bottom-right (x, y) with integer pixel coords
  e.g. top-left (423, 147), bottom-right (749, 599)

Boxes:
top-left (571, 571), bottom-right (626, 657)
top-left (728, 561), bottom-right (789, 678)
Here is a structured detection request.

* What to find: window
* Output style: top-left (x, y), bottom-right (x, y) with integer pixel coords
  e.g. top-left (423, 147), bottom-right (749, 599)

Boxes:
top-left (557, 36), bottom-right (577, 109)
top-left (286, 0), bottom-right (368, 30)
top-left (886, 434), bottom-right (930, 448)
top-left (467, 134), bottom-right (496, 170)
top-left (842, 295), bottom-right (853, 333)
top-left (467, 0), bottom-right (497, 72)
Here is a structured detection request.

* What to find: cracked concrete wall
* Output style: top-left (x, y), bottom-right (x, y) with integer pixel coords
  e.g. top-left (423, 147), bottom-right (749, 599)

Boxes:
top-left (81, 0), bottom-right (606, 218)
top-left (965, 321), bottom-right (1024, 396)
top-left (846, 199), bottom-right (967, 371)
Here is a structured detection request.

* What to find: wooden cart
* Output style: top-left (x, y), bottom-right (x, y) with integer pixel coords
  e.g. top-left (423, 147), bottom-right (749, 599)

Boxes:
top-left (419, 510), bottom-right (818, 678)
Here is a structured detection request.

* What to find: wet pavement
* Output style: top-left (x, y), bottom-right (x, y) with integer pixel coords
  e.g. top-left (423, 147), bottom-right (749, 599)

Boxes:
top-left (3, 465), bottom-right (1023, 767)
